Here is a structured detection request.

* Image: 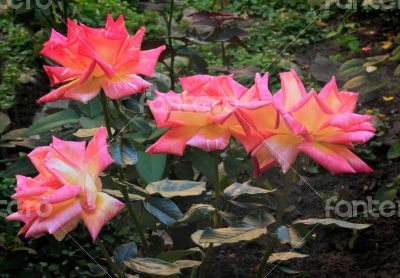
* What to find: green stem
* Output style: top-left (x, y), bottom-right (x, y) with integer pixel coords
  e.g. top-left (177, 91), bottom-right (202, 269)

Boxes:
top-left (167, 0), bottom-right (175, 90)
top-left (112, 100), bottom-right (127, 119)
top-left (256, 170), bottom-right (294, 278)
top-left (213, 151), bottom-right (222, 228)
top-left (120, 185), bottom-right (152, 257)
top-left (98, 240), bottom-right (125, 278)
top-left (221, 41), bottom-right (227, 68)
top-left (256, 236), bottom-right (279, 278)
top-left (199, 151), bottom-right (221, 278)
top-left (99, 91), bottom-right (113, 139)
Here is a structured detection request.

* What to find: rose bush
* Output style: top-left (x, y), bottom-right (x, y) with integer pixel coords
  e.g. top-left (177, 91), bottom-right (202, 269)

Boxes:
top-left (4, 14), bottom-right (377, 278)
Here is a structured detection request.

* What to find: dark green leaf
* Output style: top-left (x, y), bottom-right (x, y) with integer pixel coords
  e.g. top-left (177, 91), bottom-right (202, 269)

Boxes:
top-left (363, 54), bottom-right (390, 67)
top-left (395, 65), bottom-right (400, 77)
top-left (175, 260), bottom-right (201, 269)
top-left (188, 148), bottom-right (215, 180)
top-left (130, 118), bottom-right (153, 134)
top-left (1, 156), bottom-right (36, 178)
top-left (110, 139), bottom-right (138, 167)
top-left (199, 227), bottom-right (267, 244)
top-left (124, 258), bottom-right (180, 276)
top-left (156, 250), bottom-right (200, 263)
top-left (146, 179), bottom-right (206, 198)
top-left (268, 252), bottom-right (308, 263)
top-left (76, 97), bottom-right (102, 118)
top-left (338, 59), bottom-right (365, 79)
top-left (27, 110), bottom-right (79, 135)
top-left (0, 112), bottom-right (11, 133)
top-left (144, 197), bottom-right (183, 226)
top-left (224, 182), bottom-right (275, 205)
top-left (136, 152), bottom-right (166, 184)
top-left (374, 186), bottom-right (398, 202)
top-left (177, 204), bottom-right (215, 224)
top-left (238, 210), bottom-right (275, 228)
top-left (387, 139), bottom-right (400, 159)
top-left (293, 218), bottom-right (370, 230)
top-left (113, 242), bottom-right (138, 269)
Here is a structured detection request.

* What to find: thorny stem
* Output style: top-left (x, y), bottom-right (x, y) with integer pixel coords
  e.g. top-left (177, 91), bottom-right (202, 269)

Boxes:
top-left (213, 151), bottom-right (222, 228)
top-left (200, 151), bottom-right (222, 277)
top-left (221, 41), bottom-right (228, 69)
top-left (120, 184), bottom-right (152, 257)
top-left (99, 91), bottom-right (113, 140)
top-left (98, 240), bottom-right (125, 278)
top-left (99, 93), bottom-right (151, 258)
top-left (256, 169), bottom-right (295, 278)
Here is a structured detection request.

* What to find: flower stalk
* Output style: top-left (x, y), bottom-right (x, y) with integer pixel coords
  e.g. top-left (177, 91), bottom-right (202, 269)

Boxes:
top-left (99, 91), bottom-right (113, 140)
top-left (120, 185), bottom-right (152, 257)
top-left (99, 93), bottom-right (151, 257)
top-left (98, 240), bottom-right (125, 278)
top-left (256, 168), bottom-right (296, 278)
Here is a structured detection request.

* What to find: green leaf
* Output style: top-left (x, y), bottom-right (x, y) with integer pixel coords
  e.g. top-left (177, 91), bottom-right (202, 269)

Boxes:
top-left (390, 46), bottom-right (400, 61)
top-left (156, 250), bottom-right (200, 263)
top-left (374, 186), bottom-right (398, 202)
top-left (124, 258), bottom-right (180, 276)
top-left (26, 110), bottom-right (79, 135)
top-left (175, 260), bottom-right (202, 270)
top-left (1, 156), bottom-right (36, 178)
top-left (363, 54), bottom-right (390, 67)
top-left (237, 209), bottom-right (275, 228)
top-left (293, 218), bottom-right (370, 230)
top-left (394, 65), bottom-right (400, 77)
top-left (198, 227), bottom-right (267, 244)
top-left (224, 182), bottom-right (275, 198)
top-left (268, 252), bottom-right (308, 263)
top-left (395, 33), bottom-right (400, 44)
top-left (144, 197), bottom-right (183, 226)
top-left (113, 242), bottom-right (138, 269)
top-left (342, 74), bottom-right (386, 94)
top-left (136, 151), bottom-right (166, 184)
top-left (148, 128), bottom-right (168, 141)
top-left (124, 132), bottom-right (147, 144)
top-left (176, 204), bottom-right (215, 224)
top-left (188, 148), bottom-right (215, 180)
top-left (112, 178), bottom-right (148, 198)
top-left (338, 59), bottom-right (365, 79)
top-left (109, 139), bottom-right (138, 167)
top-left (79, 116), bottom-right (103, 129)
top-left (387, 139), bottom-right (400, 159)
top-left (146, 179), bottom-right (206, 198)
top-left (224, 182), bottom-right (275, 205)
top-left (343, 75), bottom-right (368, 90)
top-left (223, 156), bottom-right (243, 178)
top-left (0, 112), bottom-right (10, 133)
top-left (76, 97), bottom-right (102, 118)
top-left (102, 189), bottom-right (146, 201)
top-left (129, 117), bottom-right (153, 134)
